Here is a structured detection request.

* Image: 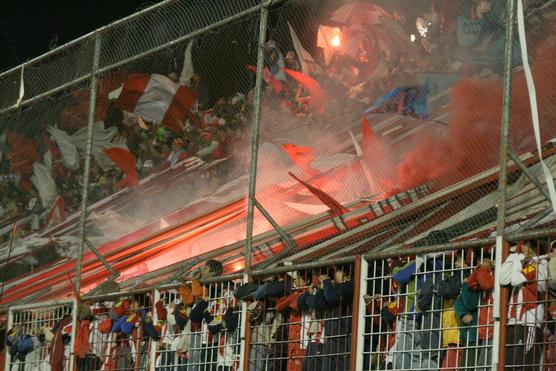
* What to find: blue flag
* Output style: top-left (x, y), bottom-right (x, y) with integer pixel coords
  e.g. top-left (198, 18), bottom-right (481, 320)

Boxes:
top-left (364, 81), bottom-right (430, 119)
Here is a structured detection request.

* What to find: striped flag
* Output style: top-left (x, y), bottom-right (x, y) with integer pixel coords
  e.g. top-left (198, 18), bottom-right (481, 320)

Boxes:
top-left (112, 73), bottom-right (197, 133)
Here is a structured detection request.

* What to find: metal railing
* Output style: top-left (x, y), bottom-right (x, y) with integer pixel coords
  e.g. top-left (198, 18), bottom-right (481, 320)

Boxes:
top-left (1, 0), bottom-right (556, 370)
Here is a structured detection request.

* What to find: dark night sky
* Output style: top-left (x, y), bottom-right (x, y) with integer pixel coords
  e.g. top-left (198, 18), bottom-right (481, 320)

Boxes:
top-left (0, 1), bottom-right (163, 72)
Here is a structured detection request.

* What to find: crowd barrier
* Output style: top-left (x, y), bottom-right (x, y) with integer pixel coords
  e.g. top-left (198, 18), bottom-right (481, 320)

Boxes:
top-left (4, 238), bottom-right (556, 370)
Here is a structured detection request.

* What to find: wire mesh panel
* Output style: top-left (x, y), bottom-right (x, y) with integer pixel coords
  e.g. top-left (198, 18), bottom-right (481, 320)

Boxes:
top-left (360, 238), bottom-right (556, 370)
top-left (5, 300), bottom-right (75, 371)
top-left (62, 8), bottom-right (262, 297)
top-left (362, 248), bottom-right (495, 370)
top-left (0, 0), bottom-right (264, 305)
top-left (243, 0), bottom-right (556, 265)
top-left (154, 278), bottom-right (243, 370)
top-left (241, 264), bottom-right (355, 371)
top-left (501, 0), bottom-right (556, 237)
top-left (80, 293), bottom-right (153, 371)
top-left (0, 82), bottom-right (96, 306)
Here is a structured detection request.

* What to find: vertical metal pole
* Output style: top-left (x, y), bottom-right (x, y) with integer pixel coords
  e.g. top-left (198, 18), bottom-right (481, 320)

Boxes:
top-left (492, 1), bottom-right (516, 370)
top-left (75, 33), bottom-right (102, 296)
top-left (150, 288), bottom-right (160, 371)
top-left (241, 3), bottom-right (268, 366)
top-left (350, 256), bottom-right (362, 371)
top-left (355, 257), bottom-right (368, 371)
top-left (244, 1), bottom-right (269, 274)
top-left (240, 305), bottom-right (251, 371)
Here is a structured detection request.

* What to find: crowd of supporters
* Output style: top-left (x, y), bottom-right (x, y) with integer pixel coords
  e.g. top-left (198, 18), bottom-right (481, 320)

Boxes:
top-left (2, 0), bottom-right (540, 248)
top-left (4, 238), bottom-right (556, 370)
top-left (364, 239), bottom-right (556, 370)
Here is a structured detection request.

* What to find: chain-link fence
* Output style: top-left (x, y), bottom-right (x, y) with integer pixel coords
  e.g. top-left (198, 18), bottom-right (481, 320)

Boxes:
top-left (0, 0), bottom-right (267, 305)
top-left (5, 299), bottom-right (76, 371)
top-left (1, 0), bottom-right (556, 369)
top-left (246, 0), bottom-right (556, 268)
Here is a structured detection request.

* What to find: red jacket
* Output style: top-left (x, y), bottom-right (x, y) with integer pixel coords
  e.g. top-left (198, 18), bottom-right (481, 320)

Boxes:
top-left (276, 291), bottom-right (306, 371)
top-left (51, 315), bottom-right (73, 370)
top-left (468, 266), bottom-right (494, 340)
top-left (75, 320), bottom-right (91, 358)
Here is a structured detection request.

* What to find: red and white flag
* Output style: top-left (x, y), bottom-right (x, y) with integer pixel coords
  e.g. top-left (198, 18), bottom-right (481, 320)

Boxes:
top-left (111, 73), bottom-right (197, 133)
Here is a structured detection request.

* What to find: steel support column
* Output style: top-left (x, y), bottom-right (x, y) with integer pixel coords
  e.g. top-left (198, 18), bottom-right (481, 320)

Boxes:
top-left (241, 3), bottom-right (270, 369)
top-left (75, 33), bottom-right (102, 296)
top-left (244, 2), bottom-right (270, 274)
top-left (492, 1), bottom-right (517, 370)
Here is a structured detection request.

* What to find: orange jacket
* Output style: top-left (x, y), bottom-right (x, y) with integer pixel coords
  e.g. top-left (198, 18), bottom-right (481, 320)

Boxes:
top-left (468, 266), bottom-right (494, 340)
top-left (179, 279), bottom-right (204, 306)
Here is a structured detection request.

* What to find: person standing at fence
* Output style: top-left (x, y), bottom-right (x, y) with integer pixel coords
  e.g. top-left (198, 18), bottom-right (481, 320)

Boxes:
top-left (500, 240), bottom-right (549, 370)
top-left (275, 271), bottom-right (311, 371)
top-left (414, 257), bottom-right (443, 369)
top-left (318, 265), bottom-right (354, 371)
top-left (444, 257), bottom-right (480, 370)
top-left (465, 254), bottom-right (494, 370)
top-left (299, 271), bottom-right (326, 371)
top-left (156, 299), bottom-right (178, 370)
top-left (234, 281), bottom-right (271, 371)
top-left (253, 268), bottom-right (292, 371)
top-left (391, 254), bottom-right (443, 370)
top-left (189, 259), bottom-right (224, 371)
top-left (206, 289), bottom-right (239, 371)
top-left (363, 292), bottom-right (400, 370)
top-left (437, 256), bottom-right (468, 370)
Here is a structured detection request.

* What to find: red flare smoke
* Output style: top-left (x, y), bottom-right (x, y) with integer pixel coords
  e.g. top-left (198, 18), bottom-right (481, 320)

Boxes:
top-left (397, 42), bottom-right (556, 190)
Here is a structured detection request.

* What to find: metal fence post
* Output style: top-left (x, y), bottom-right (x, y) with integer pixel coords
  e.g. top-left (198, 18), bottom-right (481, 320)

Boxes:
top-left (240, 302), bottom-right (251, 371)
top-left (355, 257), bottom-right (369, 371)
top-left (150, 288), bottom-right (161, 371)
top-left (244, 0), bottom-right (269, 274)
top-left (240, 3), bottom-right (268, 365)
top-left (350, 256), bottom-right (362, 371)
top-left (75, 33), bottom-right (102, 296)
top-left (492, 1), bottom-right (517, 370)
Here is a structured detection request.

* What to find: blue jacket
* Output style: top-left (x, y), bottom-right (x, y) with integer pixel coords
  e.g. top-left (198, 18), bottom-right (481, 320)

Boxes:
top-left (393, 259), bottom-right (444, 319)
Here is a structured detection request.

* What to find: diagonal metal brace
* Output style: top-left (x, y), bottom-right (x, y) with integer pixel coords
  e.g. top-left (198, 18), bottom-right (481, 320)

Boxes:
top-left (508, 149), bottom-right (554, 233)
top-left (509, 149), bottom-right (552, 201)
top-left (85, 238), bottom-right (119, 278)
top-left (254, 198), bottom-right (296, 251)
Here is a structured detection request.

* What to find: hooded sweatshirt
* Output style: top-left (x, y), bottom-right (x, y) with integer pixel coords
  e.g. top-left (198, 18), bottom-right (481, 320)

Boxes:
top-left (467, 265), bottom-right (495, 341)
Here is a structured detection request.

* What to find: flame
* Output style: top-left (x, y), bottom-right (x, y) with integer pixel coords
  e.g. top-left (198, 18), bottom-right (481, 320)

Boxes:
top-left (232, 261), bottom-right (245, 272)
top-left (331, 34), bottom-right (341, 48)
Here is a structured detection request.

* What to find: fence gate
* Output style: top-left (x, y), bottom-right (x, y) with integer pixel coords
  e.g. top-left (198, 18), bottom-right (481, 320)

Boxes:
top-left (5, 299), bottom-right (77, 371)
